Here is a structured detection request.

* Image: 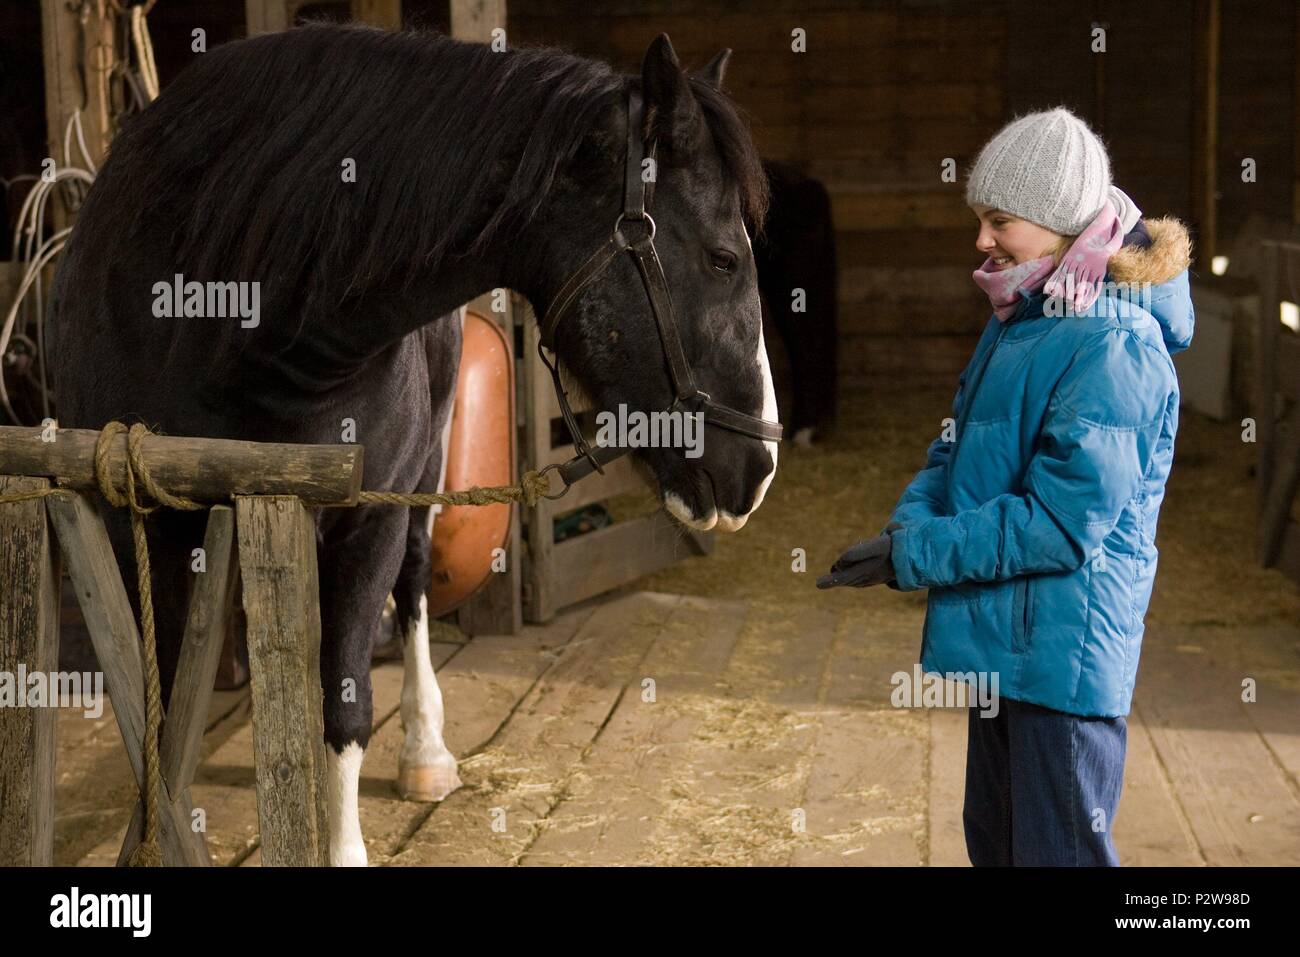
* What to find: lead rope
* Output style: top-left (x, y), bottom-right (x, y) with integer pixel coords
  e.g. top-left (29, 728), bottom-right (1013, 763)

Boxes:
top-left (356, 474), bottom-right (552, 508)
top-left (0, 421), bottom-right (555, 866)
top-left (94, 422), bottom-right (202, 866)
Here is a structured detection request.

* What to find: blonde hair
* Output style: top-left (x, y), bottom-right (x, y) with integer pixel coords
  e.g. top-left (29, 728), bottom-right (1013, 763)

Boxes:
top-left (1049, 233), bottom-right (1077, 265)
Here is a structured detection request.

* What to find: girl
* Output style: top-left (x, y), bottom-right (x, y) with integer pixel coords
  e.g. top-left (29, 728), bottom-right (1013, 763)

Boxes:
top-left (818, 107), bottom-right (1195, 866)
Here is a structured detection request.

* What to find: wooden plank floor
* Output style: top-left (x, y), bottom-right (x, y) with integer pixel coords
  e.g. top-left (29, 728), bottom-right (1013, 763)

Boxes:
top-left (50, 592), bottom-right (1300, 866)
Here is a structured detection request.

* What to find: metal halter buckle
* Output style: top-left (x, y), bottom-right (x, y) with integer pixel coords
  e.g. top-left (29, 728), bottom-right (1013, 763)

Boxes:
top-left (612, 212), bottom-right (656, 250)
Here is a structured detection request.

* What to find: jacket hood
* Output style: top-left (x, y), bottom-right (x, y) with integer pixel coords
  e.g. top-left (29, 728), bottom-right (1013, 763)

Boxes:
top-left (1106, 216), bottom-right (1195, 355)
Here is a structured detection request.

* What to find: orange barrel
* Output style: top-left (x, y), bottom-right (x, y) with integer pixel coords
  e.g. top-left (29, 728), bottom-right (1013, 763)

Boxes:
top-left (427, 308), bottom-right (516, 617)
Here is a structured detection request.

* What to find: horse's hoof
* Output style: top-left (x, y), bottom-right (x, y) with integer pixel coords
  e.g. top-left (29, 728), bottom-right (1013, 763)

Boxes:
top-left (397, 754), bottom-right (462, 802)
top-left (331, 842), bottom-right (368, 867)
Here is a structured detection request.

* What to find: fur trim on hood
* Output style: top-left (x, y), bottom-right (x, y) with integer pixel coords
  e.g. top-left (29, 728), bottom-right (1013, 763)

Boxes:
top-left (1105, 215), bottom-right (1195, 355)
top-left (1108, 216), bottom-right (1193, 286)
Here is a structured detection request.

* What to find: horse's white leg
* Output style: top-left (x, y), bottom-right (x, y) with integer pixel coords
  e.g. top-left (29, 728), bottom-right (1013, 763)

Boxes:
top-left (396, 332), bottom-right (461, 802)
top-left (328, 742), bottom-right (368, 866)
top-left (396, 593), bottom-right (462, 801)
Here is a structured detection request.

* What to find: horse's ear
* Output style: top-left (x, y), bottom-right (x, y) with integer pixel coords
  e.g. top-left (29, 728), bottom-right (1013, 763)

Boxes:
top-left (641, 33), bottom-right (705, 159)
top-left (693, 49), bottom-right (732, 91)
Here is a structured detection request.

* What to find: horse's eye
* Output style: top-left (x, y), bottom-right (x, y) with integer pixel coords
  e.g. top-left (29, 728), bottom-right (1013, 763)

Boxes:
top-left (710, 250), bottom-right (737, 274)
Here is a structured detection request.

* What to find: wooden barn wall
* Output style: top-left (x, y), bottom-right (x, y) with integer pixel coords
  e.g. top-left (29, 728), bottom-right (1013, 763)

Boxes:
top-left (1215, 0), bottom-right (1296, 254)
top-left (1001, 2), bottom-right (1194, 239)
top-left (4, 0), bottom-right (1296, 389)
top-left (1004, 0), bottom-right (1295, 265)
top-left (509, 0), bottom-right (1297, 389)
top-left (509, 0), bottom-right (1002, 385)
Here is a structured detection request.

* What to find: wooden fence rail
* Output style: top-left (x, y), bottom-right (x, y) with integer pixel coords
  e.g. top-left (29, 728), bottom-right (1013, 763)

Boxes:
top-left (0, 427), bottom-right (347, 866)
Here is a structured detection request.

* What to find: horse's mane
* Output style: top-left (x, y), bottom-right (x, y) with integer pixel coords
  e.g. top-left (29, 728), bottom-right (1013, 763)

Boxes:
top-left (89, 23), bottom-right (769, 316)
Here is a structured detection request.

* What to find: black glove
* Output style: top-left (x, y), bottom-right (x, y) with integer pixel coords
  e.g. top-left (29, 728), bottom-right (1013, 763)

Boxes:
top-left (880, 521), bottom-right (905, 590)
top-left (816, 532), bottom-right (896, 589)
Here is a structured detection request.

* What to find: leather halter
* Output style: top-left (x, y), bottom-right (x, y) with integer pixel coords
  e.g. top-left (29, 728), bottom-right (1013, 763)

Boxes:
top-left (535, 88), bottom-right (784, 500)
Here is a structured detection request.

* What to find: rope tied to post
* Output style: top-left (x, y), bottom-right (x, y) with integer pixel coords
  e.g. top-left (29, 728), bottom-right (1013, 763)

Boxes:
top-left (93, 421), bottom-right (203, 867)
top-left (0, 421), bottom-right (556, 510)
top-left (0, 420), bottom-right (554, 865)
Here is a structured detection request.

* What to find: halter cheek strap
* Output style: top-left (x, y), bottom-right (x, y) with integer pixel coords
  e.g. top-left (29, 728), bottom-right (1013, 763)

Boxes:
top-left (535, 87), bottom-right (783, 499)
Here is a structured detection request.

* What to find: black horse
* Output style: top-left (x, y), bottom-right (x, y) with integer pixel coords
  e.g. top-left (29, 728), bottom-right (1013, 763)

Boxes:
top-left (754, 159), bottom-right (838, 445)
top-left (49, 24), bottom-right (778, 865)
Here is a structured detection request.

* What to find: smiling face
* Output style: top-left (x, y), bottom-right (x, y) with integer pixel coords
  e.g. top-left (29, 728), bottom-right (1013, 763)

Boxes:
top-left (971, 204), bottom-right (1064, 270)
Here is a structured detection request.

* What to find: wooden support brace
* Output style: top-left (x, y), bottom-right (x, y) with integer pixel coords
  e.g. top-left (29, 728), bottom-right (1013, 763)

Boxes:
top-left (117, 505), bottom-right (239, 866)
top-left (236, 496), bottom-right (329, 867)
top-left (46, 491), bottom-right (201, 866)
top-left (0, 477), bottom-right (60, 866)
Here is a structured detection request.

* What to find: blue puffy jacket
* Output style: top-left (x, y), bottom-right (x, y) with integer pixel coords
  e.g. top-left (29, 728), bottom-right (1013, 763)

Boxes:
top-left (888, 217), bottom-right (1195, 717)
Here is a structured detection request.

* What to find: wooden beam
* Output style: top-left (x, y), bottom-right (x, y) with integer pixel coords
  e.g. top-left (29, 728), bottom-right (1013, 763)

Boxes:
top-left (1257, 243), bottom-right (1281, 506)
top-left (352, 0), bottom-right (401, 29)
top-left (1295, 4), bottom-right (1300, 225)
top-left (521, 301), bottom-right (557, 623)
top-left (236, 496), bottom-right (329, 867)
top-left (245, 0), bottom-right (296, 35)
top-left (164, 505), bottom-right (239, 796)
top-left (450, 0), bottom-right (507, 44)
top-left (1191, 0), bottom-right (1219, 264)
top-left (41, 0), bottom-right (111, 173)
top-left (0, 425), bottom-right (364, 506)
top-left (0, 477), bottom-right (60, 866)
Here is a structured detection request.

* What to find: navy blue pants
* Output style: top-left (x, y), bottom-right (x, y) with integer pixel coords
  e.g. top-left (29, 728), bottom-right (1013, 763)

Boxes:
top-left (963, 697), bottom-right (1128, 866)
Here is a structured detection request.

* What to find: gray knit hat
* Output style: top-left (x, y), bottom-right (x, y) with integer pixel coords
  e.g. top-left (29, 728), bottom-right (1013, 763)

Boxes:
top-left (965, 107), bottom-right (1112, 235)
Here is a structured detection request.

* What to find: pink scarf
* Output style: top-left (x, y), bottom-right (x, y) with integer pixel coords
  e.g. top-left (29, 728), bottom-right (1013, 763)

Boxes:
top-left (972, 198), bottom-right (1125, 321)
